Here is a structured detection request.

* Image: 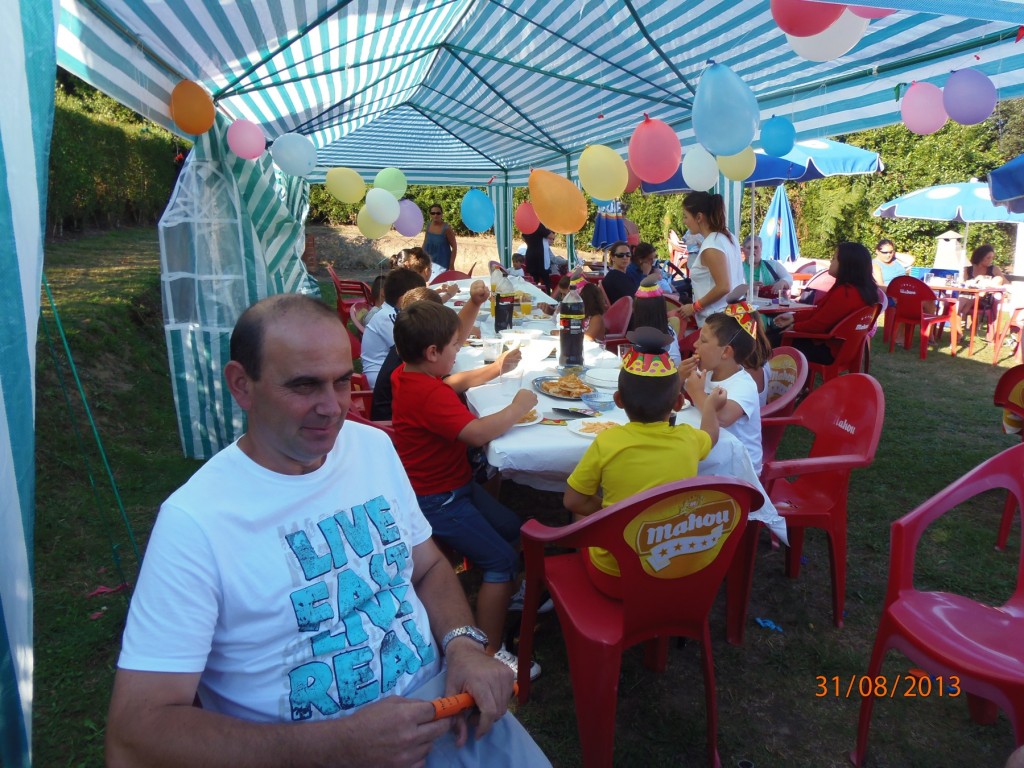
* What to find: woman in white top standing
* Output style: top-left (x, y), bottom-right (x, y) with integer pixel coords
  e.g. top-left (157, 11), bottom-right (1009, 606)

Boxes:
top-left (679, 191), bottom-right (744, 328)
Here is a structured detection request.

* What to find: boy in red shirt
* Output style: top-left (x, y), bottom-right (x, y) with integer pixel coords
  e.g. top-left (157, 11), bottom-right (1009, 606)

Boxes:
top-left (392, 300), bottom-right (539, 674)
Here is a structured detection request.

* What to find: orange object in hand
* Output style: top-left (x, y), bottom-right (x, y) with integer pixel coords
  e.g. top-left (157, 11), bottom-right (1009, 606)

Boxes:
top-left (431, 683), bottom-right (519, 720)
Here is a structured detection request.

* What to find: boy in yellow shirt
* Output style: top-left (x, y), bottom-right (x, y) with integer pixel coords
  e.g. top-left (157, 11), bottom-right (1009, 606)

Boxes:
top-left (563, 327), bottom-right (726, 597)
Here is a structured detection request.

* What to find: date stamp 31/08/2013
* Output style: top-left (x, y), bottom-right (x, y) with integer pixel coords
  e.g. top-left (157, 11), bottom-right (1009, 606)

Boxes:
top-left (815, 674), bottom-right (961, 699)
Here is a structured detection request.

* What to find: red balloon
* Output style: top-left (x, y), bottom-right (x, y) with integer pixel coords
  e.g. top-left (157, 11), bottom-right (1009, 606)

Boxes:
top-left (624, 160), bottom-right (641, 194)
top-left (514, 201), bottom-right (540, 234)
top-left (628, 116), bottom-right (681, 184)
top-left (771, 0), bottom-right (846, 37)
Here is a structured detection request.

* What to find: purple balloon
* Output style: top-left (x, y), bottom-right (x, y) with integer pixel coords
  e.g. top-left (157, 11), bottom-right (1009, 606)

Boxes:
top-left (901, 82), bottom-right (947, 136)
top-left (394, 199), bottom-right (424, 237)
top-left (943, 68), bottom-right (997, 125)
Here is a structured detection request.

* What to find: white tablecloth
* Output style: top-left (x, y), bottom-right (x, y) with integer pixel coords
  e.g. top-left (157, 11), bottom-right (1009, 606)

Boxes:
top-left (460, 352), bottom-right (787, 542)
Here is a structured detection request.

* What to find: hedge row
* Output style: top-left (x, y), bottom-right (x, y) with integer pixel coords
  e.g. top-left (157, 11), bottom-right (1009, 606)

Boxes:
top-left (47, 89), bottom-right (182, 234)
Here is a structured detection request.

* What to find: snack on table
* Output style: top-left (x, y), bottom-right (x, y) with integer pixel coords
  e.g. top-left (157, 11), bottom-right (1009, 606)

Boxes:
top-left (517, 408), bottom-right (538, 424)
top-left (579, 420), bottom-right (618, 435)
top-left (540, 373), bottom-right (593, 398)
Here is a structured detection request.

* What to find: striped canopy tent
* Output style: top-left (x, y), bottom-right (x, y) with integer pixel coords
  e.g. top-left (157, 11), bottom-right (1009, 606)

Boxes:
top-left (4, 1), bottom-right (1024, 763)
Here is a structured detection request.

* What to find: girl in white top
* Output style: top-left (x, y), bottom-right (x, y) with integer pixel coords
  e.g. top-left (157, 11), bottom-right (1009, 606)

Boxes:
top-left (680, 192), bottom-right (744, 327)
top-left (681, 303), bottom-right (771, 473)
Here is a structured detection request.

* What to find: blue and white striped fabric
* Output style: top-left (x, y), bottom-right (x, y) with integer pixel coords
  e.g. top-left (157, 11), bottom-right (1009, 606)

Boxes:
top-left (54, 0), bottom-right (1024, 188)
top-left (2, 2), bottom-right (55, 764)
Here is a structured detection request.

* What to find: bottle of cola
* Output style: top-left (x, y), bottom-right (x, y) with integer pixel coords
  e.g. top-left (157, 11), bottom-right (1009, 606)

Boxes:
top-left (558, 284), bottom-right (585, 368)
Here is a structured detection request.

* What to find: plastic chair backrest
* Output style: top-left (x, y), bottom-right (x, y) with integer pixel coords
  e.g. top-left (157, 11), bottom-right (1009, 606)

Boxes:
top-left (350, 300), bottom-right (371, 334)
top-left (521, 477), bottom-right (762, 637)
top-left (602, 295), bottom-right (633, 337)
top-left (345, 406), bottom-right (395, 442)
top-left (828, 304), bottom-right (882, 371)
top-left (784, 373), bottom-right (884, 476)
top-left (885, 442), bottom-right (1024, 610)
top-left (762, 346), bottom-right (809, 418)
top-left (488, 260), bottom-right (507, 275)
top-left (803, 268), bottom-right (836, 293)
top-left (886, 276), bottom-right (935, 323)
top-left (430, 269), bottom-right (470, 284)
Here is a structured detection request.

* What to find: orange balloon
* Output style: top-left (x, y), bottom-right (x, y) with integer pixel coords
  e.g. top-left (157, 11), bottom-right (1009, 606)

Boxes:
top-left (528, 170), bottom-right (587, 235)
top-left (170, 80), bottom-right (215, 135)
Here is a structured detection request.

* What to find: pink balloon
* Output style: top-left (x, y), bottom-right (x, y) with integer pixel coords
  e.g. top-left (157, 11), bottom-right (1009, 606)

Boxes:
top-left (624, 160), bottom-right (641, 194)
top-left (628, 115), bottom-right (681, 184)
top-left (226, 119), bottom-right (266, 160)
top-left (394, 199), bottom-right (424, 237)
top-left (943, 68), bottom-right (997, 125)
top-left (849, 5), bottom-right (896, 18)
top-left (771, 0), bottom-right (846, 37)
top-left (901, 82), bottom-right (948, 136)
top-left (514, 201), bottom-right (540, 234)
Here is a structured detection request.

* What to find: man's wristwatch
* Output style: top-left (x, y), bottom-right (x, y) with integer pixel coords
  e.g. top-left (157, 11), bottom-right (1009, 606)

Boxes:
top-left (441, 625), bottom-right (488, 655)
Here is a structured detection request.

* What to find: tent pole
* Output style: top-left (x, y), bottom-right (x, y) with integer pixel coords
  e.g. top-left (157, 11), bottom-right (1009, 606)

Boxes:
top-left (748, 183), bottom-right (756, 302)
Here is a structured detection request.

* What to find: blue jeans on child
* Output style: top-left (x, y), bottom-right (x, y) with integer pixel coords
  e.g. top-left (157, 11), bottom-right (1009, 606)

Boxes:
top-left (416, 481), bottom-right (520, 584)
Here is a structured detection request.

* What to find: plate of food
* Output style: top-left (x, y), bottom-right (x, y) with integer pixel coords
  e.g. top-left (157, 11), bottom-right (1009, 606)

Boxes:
top-left (532, 373), bottom-right (594, 400)
top-left (512, 408), bottom-right (542, 427)
top-left (566, 419), bottom-right (622, 439)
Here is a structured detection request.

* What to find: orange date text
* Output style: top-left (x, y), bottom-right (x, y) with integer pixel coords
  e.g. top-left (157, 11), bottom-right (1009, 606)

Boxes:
top-left (814, 674), bottom-right (960, 699)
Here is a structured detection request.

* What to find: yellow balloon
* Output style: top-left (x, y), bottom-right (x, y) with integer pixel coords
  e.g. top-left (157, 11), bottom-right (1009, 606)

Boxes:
top-left (716, 146), bottom-right (756, 181)
top-left (528, 170), bottom-right (588, 235)
top-left (577, 144), bottom-right (628, 201)
top-left (357, 205), bottom-right (390, 239)
top-left (326, 167), bottom-right (366, 204)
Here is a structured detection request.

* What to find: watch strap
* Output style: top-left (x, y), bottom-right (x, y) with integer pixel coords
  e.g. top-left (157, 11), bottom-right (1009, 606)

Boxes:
top-left (441, 625), bottom-right (488, 655)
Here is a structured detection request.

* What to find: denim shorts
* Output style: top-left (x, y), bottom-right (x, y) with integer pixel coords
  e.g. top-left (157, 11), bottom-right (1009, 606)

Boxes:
top-left (416, 482), bottom-right (520, 584)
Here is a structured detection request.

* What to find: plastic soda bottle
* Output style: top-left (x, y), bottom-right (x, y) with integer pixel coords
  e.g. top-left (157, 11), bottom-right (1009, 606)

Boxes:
top-left (558, 284), bottom-right (585, 368)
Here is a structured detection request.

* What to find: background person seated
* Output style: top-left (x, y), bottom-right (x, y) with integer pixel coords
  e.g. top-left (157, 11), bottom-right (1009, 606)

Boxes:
top-left (872, 238), bottom-right (909, 286)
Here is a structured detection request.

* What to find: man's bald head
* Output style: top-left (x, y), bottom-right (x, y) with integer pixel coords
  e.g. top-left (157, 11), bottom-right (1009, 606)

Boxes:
top-left (230, 294), bottom-right (340, 380)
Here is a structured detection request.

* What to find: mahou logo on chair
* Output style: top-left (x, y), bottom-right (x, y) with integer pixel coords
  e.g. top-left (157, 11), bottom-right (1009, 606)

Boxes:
top-left (626, 491), bottom-right (741, 579)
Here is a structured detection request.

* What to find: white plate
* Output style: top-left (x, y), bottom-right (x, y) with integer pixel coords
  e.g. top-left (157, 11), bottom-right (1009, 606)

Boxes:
top-left (512, 410), bottom-right (543, 428)
top-left (567, 418), bottom-right (622, 439)
top-left (584, 367), bottom-right (619, 390)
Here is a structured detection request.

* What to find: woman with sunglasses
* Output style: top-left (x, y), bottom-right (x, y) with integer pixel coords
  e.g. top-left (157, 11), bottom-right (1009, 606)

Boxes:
top-left (602, 241), bottom-right (636, 306)
top-left (422, 204), bottom-right (458, 270)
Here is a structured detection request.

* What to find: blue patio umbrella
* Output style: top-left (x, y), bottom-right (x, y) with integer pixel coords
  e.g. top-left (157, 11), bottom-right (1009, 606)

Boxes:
top-left (988, 155), bottom-right (1024, 214)
top-left (759, 186), bottom-right (800, 262)
top-left (639, 139), bottom-right (882, 194)
top-left (874, 181), bottom-right (1024, 223)
top-left (591, 199), bottom-right (628, 249)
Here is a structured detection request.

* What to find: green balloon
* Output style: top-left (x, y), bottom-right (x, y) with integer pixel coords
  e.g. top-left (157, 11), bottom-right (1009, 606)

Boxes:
top-left (373, 167), bottom-right (407, 198)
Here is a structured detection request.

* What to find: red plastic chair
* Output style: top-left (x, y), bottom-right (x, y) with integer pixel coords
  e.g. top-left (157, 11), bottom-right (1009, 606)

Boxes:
top-left (516, 477), bottom-right (763, 768)
top-left (487, 259), bottom-right (507, 275)
top-left (756, 374), bottom-right (884, 629)
top-left (325, 265), bottom-right (372, 326)
top-left (349, 373), bottom-right (373, 418)
top-left (994, 364), bottom-right (1024, 550)
top-left (349, 300), bottom-right (371, 336)
top-left (800, 268), bottom-right (836, 302)
top-left (884, 276), bottom-right (959, 359)
top-left (667, 229), bottom-right (688, 272)
top-left (782, 303), bottom-right (880, 391)
top-left (851, 443), bottom-right (1024, 766)
top-left (600, 296), bottom-right (633, 354)
top-left (429, 269), bottom-right (470, 284)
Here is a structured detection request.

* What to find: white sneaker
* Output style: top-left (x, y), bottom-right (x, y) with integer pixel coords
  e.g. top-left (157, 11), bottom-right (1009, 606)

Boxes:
top-left (494, 646), bottom-right (541, 681)
top-left (508, 581), bottom-right (554, 614)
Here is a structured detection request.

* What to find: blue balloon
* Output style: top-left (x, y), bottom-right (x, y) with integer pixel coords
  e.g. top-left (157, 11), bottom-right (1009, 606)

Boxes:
top-left (692, 62), bottom-right (760, 157)
top-left (761, 116), bottom-right (796, 158)
top-left (460, 189), bottom-right (495, 233)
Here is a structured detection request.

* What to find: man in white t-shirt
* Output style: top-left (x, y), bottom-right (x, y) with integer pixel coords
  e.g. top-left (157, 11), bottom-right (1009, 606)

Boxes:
top-left (106, 294), bottom-right (548, 767)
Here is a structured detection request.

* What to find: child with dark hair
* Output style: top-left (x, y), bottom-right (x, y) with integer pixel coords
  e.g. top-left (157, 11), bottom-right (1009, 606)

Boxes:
top-left (391, 301), bottom-right (542, 677)
top-left (361, 267), bottom-right (427, 387)
top-left (681, 302), bottom-right (769, 472)
top-left (361, 273), bottom-right (387, 325)
top-left (576, 274), bottom-right (610, 342)
top-left (564, 327), bottom-right (726, 597)
top-left (630, 276), bottom-right (680, 365)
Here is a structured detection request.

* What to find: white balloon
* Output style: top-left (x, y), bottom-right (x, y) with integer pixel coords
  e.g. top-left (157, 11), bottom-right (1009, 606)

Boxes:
top-left (682, 146), bottom-right (718, 192)
top-left (271, 132), bottom-right (317, 177)
top-left (364, 187), bottom-right (400, 225)
top-left (786, 10), bottom-right (869, 62)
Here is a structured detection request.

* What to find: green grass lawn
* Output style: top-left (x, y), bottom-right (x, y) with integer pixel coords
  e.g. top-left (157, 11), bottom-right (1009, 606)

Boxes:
top-left (34, 227), bottom-right (1022, 766)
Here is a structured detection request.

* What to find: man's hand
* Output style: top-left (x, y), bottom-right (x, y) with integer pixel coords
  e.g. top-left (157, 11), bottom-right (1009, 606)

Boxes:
top-left (468, 280), bottom-right (489, 306)
top-left (339, 695), bottom-right (451, 768)
top-left (443, 642), bottom-right (515, 744)
top-left (497, 348), bottom-right (522, 374)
